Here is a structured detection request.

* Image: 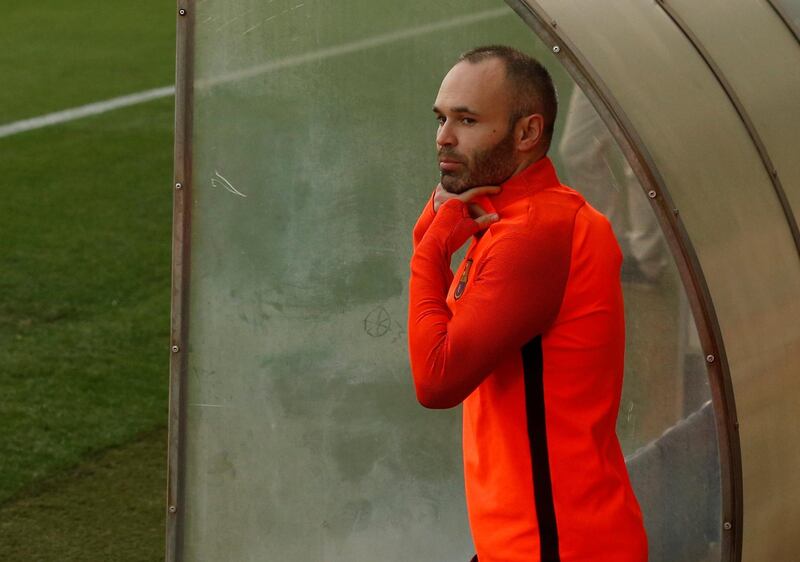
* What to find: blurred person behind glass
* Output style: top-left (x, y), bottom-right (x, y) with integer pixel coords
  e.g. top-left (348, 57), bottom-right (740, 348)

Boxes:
top-left (558, 87), bottom-right (668, 283)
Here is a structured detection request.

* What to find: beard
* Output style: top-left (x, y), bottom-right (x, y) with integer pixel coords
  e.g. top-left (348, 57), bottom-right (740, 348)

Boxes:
top-left (439, 128), bottom-right (518, 194)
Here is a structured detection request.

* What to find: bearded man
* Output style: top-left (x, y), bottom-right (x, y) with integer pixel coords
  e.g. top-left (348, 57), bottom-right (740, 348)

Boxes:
top-left (407, 45), bottom-right (648, 562)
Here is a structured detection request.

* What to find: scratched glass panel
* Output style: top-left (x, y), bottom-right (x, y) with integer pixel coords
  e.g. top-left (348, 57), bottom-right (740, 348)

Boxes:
top-left (183, 1), bottom-right (557, 560)
top-left (558, 86), bottom-right (722, 562)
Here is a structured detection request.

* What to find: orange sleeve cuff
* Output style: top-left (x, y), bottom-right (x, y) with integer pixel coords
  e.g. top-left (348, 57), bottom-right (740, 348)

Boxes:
top-left (412, 187), bottom-right (437, 249)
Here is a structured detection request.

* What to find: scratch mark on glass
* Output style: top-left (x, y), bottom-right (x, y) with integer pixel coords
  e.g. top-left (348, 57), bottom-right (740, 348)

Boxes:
top-left (212, 170), bottom-right (248, 198)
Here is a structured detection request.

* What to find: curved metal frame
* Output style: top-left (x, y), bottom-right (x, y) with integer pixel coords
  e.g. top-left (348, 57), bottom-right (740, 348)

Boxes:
top-left (505, 1), bottom-right (743, 560)
top-left (167, 1), bottom-right (195, 560)
top-left (654, 0), bottom-right (800, 257)
top-left (767, 0), bottom-right (800, 44)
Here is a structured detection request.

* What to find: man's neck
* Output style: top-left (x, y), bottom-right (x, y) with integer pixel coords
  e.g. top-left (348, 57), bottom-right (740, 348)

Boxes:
top-left (510, 152), bottom-right (545, 178)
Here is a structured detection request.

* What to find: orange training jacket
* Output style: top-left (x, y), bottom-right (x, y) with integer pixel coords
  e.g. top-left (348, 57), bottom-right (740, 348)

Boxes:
top-left (407, 157), bottom-right (647, 562)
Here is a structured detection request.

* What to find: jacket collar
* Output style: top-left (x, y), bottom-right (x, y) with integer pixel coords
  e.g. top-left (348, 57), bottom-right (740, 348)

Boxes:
top-left (484, 156), bottom-right (560, 214)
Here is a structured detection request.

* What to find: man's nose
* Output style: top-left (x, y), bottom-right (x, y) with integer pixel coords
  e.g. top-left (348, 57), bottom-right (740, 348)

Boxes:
top-left (436, 121), bottom-right (457, 148)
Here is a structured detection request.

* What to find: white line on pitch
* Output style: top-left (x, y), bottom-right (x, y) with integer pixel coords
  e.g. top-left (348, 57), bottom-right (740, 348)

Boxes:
top-left (0, 86), bottom-right (175, 139)
top-left (0, 7), bottom-right (511, 139)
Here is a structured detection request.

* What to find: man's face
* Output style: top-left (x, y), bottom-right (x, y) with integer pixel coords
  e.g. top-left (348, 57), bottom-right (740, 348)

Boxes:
top-left (433, 59), bottom-right (519, 194)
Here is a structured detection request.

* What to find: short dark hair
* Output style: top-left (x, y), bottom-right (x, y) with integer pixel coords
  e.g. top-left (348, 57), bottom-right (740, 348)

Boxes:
top-left (458, 45), bottom-right (558, 152)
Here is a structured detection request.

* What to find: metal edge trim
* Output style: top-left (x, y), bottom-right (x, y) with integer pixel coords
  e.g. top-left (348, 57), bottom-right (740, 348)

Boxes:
top-left (766, 0), bottom-right (800, 45)
top-left (504, 1), bottom-right (743, 560)
top-left (654, 0), bottom-right (800, 258)
top-left (166, 1), bottom-right (194, 561)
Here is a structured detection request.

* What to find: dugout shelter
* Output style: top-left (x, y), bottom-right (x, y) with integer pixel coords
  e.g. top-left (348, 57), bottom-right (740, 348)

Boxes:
top-left (167, 1), bottom-right (800, 561)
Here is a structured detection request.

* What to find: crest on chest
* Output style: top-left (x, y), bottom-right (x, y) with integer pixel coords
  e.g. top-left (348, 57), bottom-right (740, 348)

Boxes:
top-left (454, 259), bottom-right (473, 300)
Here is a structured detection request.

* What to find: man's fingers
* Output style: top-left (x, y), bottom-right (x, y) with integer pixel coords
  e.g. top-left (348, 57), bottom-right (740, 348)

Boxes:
top-left (467, 203), bottom-right (486, 220)
top-left (458, 185), bottom-right (502, 202)
top-left (470, 185), bottom-right (503, 197)
top-left (434, 183), bottom-right (502, 212)
top-left (433, 183), bottom-right (455, 212)
top-left (474, 212), bottom-right (500, 230)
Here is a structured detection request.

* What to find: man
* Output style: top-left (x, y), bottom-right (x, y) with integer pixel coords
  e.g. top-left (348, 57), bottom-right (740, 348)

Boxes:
top-left (407, 46), bottom-right (647, 562)
top-left (558, 87), bottom-right (668, 284)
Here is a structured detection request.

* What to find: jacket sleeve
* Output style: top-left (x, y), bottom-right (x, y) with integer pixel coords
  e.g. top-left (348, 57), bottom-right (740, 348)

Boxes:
top-left (412, 186), bottom-right (438, 249)
top-left (407, 198), bottom-right (576, 409)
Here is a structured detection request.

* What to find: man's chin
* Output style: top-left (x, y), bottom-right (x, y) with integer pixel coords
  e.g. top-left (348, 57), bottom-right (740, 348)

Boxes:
top-left (440, 174), bottom-right (470, 195)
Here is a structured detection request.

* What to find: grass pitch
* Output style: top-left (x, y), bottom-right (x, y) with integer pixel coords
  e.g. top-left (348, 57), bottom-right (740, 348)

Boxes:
top-left (0, 428), bottom-right (167, 561)
top-left (0, 1), bottom-right (175, 558)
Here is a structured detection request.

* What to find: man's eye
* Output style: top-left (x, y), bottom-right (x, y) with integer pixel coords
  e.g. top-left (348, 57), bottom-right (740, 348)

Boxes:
top-left (436, 116), bottom-right (446, 126)
top-left (461, 117), bottom-right (476, 125)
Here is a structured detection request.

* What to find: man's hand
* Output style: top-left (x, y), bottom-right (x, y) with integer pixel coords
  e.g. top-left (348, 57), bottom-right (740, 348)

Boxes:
top-left (433, 183), bottom-right (502, 229)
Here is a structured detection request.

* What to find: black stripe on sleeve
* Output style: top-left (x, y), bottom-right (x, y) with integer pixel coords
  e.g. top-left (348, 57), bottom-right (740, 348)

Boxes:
top-left (522, 335), bottom-right (561, 562)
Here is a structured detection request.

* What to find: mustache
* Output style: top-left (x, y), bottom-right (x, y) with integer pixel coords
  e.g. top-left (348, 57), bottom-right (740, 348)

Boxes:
top-left (437, 148), bottom-right (465, 162)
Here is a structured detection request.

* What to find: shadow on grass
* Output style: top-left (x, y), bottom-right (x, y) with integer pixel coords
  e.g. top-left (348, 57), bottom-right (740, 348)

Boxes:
top-left (0, 426), bottom-right (167, 561)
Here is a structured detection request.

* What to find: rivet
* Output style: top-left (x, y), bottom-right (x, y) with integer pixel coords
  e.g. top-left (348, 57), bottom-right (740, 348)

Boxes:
top-left (647, 190), bottom-right (657, 199)
top-left (551, 20), bottom-right (557, 28)
top-left (734, 421), bottom-right (740, 429)
top-left (169, 505), bottom-right (177, 513)
top-left (552, 45), bottom-right (561, 54)
top-left (179, 8), bottom-right (187, 16)
top-left (672, 208), bottom-right (679, 216)
top-left (172, 345), bottom-right (180, 353)
top-left (175, 182), bottom-right (182, 190)
top-left (706, 354), bottom-right (715, 363)
top-left (723, 521), bottom-right (732, 530)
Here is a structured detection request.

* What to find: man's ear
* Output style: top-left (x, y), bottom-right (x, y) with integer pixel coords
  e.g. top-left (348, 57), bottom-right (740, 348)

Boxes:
top-left (516, 113), bottom-right (544, 153)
